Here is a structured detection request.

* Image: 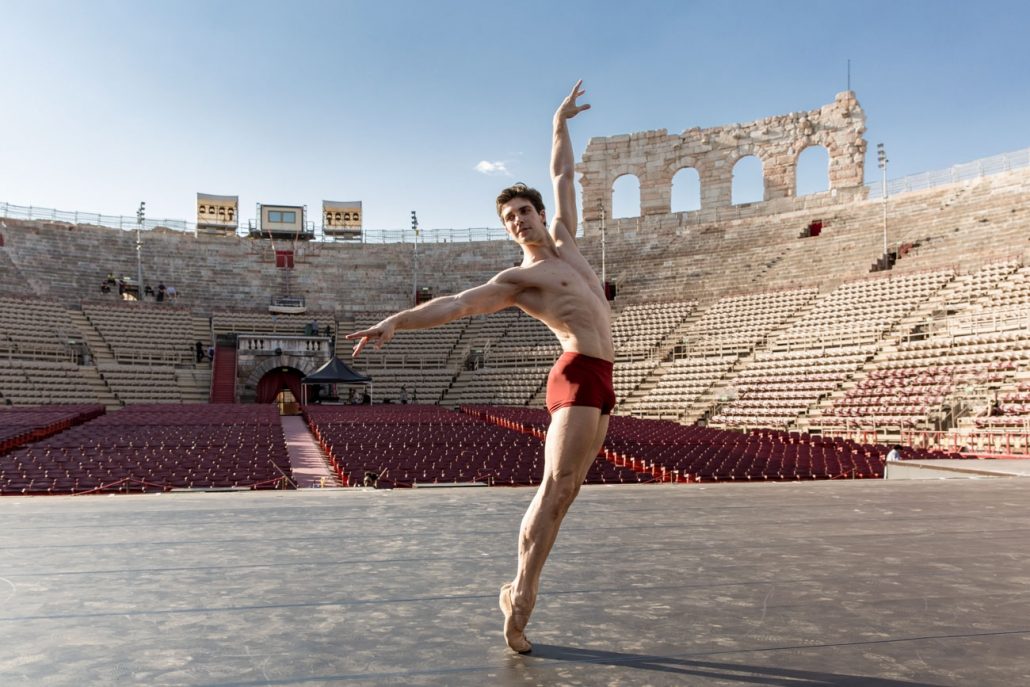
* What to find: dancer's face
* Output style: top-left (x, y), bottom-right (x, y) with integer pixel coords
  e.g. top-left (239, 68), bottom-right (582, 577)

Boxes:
top-left (500, 197), bottom-right (547, 246)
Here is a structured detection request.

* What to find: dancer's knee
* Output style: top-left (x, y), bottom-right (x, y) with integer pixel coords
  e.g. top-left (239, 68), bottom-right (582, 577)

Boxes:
top-left (543, 469), bottom-right (580, 511)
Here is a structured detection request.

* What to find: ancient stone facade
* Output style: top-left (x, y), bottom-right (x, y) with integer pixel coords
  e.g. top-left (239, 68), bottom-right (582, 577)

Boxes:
top-left (237, 335), bottom-right (331, 402)
top-left (578, 91), bottom-right (867, 223)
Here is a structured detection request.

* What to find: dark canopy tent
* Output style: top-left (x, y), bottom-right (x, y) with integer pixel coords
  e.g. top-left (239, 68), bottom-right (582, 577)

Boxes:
top-left (300, 356), bottom-right (372, 404)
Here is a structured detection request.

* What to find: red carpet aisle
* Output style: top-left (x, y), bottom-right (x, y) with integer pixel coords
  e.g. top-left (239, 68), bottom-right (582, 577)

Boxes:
top-left (280, 415), bottom-right (342, 488)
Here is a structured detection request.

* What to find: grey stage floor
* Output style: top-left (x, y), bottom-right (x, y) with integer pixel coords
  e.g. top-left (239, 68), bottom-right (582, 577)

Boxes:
top-left (2, 480), bottom-right (1029, 687)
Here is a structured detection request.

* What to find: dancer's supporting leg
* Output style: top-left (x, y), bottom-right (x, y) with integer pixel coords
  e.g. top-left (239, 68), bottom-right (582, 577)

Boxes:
top-left (501, 405), bottom-right (610, 652)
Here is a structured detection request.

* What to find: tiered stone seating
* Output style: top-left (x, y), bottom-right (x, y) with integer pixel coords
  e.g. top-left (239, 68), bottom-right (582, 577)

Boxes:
top-left (0, 249), bottom-right (31, 297)
top-left (821, 368), bottom-right (956, 428)
top-left (346, 367), bottom-right (454, 404)
top-left (0, 360), bottom-right (106, 405)
top-left (772, 271), bottom-right (954, 350)
top-left (98, 364), bottom-right (183, 404)
top-left (611, 301), bottom-right (695, 359)
top-left (711, 345), bottom-right (875, 429)
top-left (632, 356), bottom-right (737, 417)
top-left (681, 288), bottom-right (817, 356)
top-left (350, 311), bottom-right (467, 368)
top-left (933, 259), bottom-right (1021, 310)
top-left (978, 381), bottom-right (1030, 430)
top-left (487, 311), bottom-right (560, 365)
top-left (83, 303), bottom-right (195, 365)
top-left (0, 297), bottom-right (78, 361)
top-left (451, 367), bottom-right (548, 406)
top-left (612, 359), bottom-right (658, 406)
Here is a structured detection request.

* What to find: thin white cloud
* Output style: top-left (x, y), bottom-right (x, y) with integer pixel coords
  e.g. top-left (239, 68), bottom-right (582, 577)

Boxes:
top-left (474, 160), bottom-right (511, 176)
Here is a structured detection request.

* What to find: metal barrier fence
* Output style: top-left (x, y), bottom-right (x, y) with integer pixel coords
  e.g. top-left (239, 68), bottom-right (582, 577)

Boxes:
top-left (0, 201), bottom-right (510, 244)
top-left (4, 146), bottom-right (1029, 242)
top-left (866, 147), bottom-right (1030, 199)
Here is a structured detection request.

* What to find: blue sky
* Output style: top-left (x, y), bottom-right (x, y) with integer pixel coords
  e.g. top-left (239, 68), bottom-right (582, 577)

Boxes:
top-left (2, 0), bottom-right (1028, 232)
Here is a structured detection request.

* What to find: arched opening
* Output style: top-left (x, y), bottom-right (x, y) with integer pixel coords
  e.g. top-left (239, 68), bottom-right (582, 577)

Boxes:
top-left (611, 173), bottom-right (641, 219)
top-left (256, 367), bottom-right (305, 407)
top-left (732, 155), bottom-right (764, 205)
top-left (796, 145), bottom-right (830, 196)
top-left (671, 167), bottom-right (701, 212)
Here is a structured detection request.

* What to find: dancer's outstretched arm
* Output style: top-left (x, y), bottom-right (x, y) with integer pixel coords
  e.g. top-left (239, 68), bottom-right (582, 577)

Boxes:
top-left (345, 273), bottom-right (520, 356)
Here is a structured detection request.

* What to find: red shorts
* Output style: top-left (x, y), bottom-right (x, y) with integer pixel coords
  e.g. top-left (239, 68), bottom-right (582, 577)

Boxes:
top-left (546, 352), bottom-right (616, 415)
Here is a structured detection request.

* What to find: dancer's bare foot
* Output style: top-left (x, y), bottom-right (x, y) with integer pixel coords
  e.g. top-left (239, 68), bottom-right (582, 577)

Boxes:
top-left (499, 583), bottom-right (532, 654)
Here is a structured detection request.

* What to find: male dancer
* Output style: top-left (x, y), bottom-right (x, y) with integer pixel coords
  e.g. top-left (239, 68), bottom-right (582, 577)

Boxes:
top-left (346, 81), bottom-right (614, 654)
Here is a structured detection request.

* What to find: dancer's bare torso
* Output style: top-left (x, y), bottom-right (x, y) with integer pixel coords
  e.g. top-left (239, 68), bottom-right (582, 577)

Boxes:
top-left (496, 243), bottom-right (614, 363)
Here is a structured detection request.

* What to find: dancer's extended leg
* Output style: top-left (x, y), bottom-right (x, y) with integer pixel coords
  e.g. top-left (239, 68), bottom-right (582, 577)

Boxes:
top-left (501, 405), bottom-right (609, 652)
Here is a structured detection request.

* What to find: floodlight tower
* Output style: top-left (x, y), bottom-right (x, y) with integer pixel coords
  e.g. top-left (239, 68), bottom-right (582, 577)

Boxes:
top-left (877, 143), bottom-right (888, 260)
top-left (411, 210), bottom-right (419, 305)
top-left (136, 201), bottom-right (145, 299)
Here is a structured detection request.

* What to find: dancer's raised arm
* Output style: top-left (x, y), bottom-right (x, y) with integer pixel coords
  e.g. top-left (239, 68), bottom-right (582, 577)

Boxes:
top-left (550, 80), bottom-right (590, 246)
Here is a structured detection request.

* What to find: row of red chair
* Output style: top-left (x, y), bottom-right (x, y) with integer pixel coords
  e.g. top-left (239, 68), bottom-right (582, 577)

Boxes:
top-left (0, 404), bottom-right (105, 455)
top-left (306, 405), bottom-right (648, 487)
top-left (1, 404), bottom-right (291, 495)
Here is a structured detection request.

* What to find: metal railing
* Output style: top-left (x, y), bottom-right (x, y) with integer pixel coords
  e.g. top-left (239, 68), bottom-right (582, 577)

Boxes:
top-left (0, 201), bottom-right (511, 244)
top-left (4, 145), bottom-right (1029, 242)
top-left (866, 147), bottom-right (1030, 199)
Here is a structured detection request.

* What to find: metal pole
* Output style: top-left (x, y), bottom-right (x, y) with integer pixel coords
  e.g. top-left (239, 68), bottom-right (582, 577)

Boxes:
top-left (136, 201), bottom-right (145, 300)
top-left (877, 144), bottom-right (888, 262)
top-left (600, 203), bottom-right (607, 284)
top-left (411, 211), bottom-right (418, 305)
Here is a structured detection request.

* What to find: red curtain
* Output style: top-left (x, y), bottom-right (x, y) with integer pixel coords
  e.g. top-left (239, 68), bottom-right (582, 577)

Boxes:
top-left (256, 369), bottom-right (304, 404)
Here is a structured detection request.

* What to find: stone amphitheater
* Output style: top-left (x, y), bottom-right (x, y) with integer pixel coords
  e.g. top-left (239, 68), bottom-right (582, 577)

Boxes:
top-left (2, 90), bottom-right (1030, 492)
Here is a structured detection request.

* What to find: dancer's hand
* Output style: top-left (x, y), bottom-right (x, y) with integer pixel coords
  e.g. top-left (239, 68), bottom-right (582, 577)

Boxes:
top-left (555, 80), bottom-right (590, 124)
top-left (345, 320), bottom-right (396, 357)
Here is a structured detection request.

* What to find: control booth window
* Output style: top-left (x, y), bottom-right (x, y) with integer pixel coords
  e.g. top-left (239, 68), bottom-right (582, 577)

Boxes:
top-left (268, 210), bottom-right (297, 223)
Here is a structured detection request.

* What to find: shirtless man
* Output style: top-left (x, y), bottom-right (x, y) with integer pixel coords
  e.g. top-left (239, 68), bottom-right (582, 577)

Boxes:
top-left (346, 81), bottom-right (613, 654)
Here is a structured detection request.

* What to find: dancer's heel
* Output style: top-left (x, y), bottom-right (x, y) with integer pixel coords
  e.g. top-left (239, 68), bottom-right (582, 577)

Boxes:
top-left (499, 583), bottom-right (533, 654)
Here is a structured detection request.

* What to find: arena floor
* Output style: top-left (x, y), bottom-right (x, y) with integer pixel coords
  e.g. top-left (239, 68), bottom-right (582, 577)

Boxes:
top-left (2, 479), bottom-right (1029, 686)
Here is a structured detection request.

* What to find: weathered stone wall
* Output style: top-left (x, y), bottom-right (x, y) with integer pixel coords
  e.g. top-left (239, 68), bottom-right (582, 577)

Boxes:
top-left (578, 91), bottom-right (867, 225)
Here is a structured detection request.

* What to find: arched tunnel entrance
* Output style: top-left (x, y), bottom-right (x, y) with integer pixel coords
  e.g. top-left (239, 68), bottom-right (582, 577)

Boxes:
top-left (256, 366), bottom-right (305, 414)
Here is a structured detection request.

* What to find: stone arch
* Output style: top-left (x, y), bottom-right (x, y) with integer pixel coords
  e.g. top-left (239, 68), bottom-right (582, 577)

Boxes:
top-left (795, 144), bottom-right (831, 196)
top-left (243, 355), bottom-right (320, 401)
top-left (671, 166), bottom-right (701, 212)
top-left (255, 366), bottom-right (305, 404)
top-left (731, 155), bottom-right (764, 205)
top-left (578, 92), bottom-right (867, 227)
top-left (611, 172), bottom-right (642, 219)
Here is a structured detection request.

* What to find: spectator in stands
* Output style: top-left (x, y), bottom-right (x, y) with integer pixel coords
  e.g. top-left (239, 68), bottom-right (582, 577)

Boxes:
top-left (156, 283), bottom-right (166, 302)
top-left (347, 81), bottom-right (609, 655)
top-left (166, 285), bottom-right (177, 299)
top-left (399, 386), bottom-right (409, 404)
top-left (144, 284), bottom-right (155, 297)
top-left (886, 445), bottom-right (902, 462)
top-left (195, 341), bottom-right (205, 363)
top-left (100, 281), bottom-right (111, 294)
top-left (105, 272), bottom-right (117, 286)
